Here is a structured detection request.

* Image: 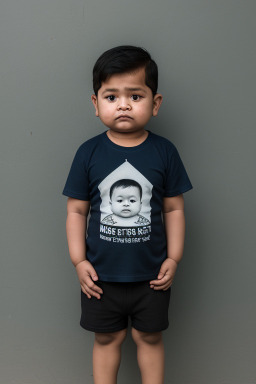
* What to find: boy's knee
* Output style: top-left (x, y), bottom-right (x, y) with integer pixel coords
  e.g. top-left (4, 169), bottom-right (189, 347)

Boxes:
top-left (95, 329), bottom-right (127, 346)
top-left (131, 328), bottom-right (162, 346)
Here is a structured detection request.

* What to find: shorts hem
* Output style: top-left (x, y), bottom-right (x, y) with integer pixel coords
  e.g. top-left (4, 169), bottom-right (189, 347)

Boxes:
top-left (131, 322), bottom-right (169, 333)
top-left (80, 321), bottom-right (128, 333)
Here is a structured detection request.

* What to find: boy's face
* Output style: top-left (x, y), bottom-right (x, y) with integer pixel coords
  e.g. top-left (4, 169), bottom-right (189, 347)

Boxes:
top-left (91, 67), bottom-right (162, 133)
top-left (110, 186), bottom-right (142, 218)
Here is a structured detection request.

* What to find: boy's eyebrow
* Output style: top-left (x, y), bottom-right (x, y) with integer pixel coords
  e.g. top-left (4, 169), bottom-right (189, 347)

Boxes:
top-left (102, 87), bottom-right (147, 95)
top-left (102, 88), bottom-right (118, 94)
top-left (125, 87), bottom-right (146, 93)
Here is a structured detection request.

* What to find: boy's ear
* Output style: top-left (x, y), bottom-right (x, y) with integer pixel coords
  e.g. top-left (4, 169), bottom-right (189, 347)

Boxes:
top-left (91, 94), bottom-right (99, 116)
top-left (152, 93), bottom-right (163, 117)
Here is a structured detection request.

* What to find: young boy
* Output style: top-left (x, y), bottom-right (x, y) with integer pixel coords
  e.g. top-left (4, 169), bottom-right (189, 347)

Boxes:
top-left (63, 46), bottom-right (192, 384)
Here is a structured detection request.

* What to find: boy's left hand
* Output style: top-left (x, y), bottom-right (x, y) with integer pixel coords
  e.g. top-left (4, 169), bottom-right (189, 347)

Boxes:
top-left (150, 258), bottom-right (178, 290)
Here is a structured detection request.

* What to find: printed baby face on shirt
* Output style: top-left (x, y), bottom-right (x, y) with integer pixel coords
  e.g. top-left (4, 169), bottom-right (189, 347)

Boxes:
top-left (98, 160), bottom-right (153, 229)
top-left (110, 185), bottom-right (142, 218)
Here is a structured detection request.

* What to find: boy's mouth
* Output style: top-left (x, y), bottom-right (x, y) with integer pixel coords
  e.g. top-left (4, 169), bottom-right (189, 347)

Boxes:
top-left (115, 115), bottom-right (133, 120)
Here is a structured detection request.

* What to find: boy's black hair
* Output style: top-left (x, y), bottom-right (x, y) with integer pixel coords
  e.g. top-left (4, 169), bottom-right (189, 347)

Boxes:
top-left (110, 179), bottom-right (142, 200)
top-left (93, 46), bottom-right (158, 96)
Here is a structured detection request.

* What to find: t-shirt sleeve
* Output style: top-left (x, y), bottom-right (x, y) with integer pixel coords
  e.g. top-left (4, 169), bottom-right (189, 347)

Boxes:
top-left (164, 146), bottom-right (193, 197)
top-left (62, 146), bottom-right (90, 200)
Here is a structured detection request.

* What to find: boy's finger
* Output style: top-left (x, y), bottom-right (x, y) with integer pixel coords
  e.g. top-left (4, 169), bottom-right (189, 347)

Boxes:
top-left (81, 285), bottom-right (91, 299)
top-left (157, 271), bottom-right (166, 279)
top-left (84, 277), bottom-right (102, 292)
top-left (83, 284), bottom-right (99, 298)
top-left (84, 280), bottom-right (103, 295)
top-left (150, 272), bottom-right (168, 284)
top-left (152, 281), bottom-right (171, 290)
top-left (86, 286), bottom-right (102, 299)
top-left (150, 276), bottom-right (169, 285)
top-left (87, 268), bottom-right (98, 281)
top-left (87, 283), bottom-right (103, 295)
top-left (94, 285), bottom-right (103, 294)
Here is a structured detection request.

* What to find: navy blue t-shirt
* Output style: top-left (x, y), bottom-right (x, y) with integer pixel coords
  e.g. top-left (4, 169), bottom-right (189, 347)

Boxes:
top-left (63, 130), bottom-right (192, 282)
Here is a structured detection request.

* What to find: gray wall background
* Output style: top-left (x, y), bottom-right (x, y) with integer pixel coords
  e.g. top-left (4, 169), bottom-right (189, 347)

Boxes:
top-left (1, 1), bottom-right (255, 383)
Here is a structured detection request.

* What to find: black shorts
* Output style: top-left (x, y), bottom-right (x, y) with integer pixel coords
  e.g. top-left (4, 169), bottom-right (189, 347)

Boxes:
top-left (80, 280), bottom-right (171, 333)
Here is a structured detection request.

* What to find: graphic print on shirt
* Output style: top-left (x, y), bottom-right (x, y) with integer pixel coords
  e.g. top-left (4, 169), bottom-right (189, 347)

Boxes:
top-left (98, 160), bottom-right (152, 244)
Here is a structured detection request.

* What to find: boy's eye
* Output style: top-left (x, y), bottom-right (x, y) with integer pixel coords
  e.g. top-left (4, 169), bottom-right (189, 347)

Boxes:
top-left (131, 95), bottom-right (140, 101)
top-left (117, 199), bottom-right (123, 203)
top-left (130, 199), bottom-right (136, 203)
top-left (106, 95), bottom-right (116, 102)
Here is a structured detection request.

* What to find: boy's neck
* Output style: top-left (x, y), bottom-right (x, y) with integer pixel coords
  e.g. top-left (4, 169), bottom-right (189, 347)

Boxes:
top-left (106, 129), bottom-right (149, 147)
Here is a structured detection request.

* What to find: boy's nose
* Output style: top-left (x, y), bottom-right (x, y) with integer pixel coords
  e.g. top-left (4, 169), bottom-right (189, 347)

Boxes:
top-left (117, 98), bottom-right (131, 110)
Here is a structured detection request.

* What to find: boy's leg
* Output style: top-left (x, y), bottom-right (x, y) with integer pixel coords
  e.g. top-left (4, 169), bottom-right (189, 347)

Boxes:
top-left (93, 328), bottom-right (127, 384)
top-left (131, 328), bottom-right (164, 384)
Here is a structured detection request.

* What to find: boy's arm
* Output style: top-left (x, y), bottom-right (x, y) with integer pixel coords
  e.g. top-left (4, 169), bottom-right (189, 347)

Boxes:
top-left (66, 197), bottom-right (103, 299)
top-left (149, 194), bottom-right (185, 290)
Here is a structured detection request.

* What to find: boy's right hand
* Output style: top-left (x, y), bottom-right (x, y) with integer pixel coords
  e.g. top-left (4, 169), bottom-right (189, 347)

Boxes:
top-left (75, 260), bottom-right (103, 300)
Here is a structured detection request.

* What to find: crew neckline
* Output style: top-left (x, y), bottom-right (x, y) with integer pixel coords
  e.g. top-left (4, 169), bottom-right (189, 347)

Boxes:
top-left (102, 130), bottom-right (152, 152)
